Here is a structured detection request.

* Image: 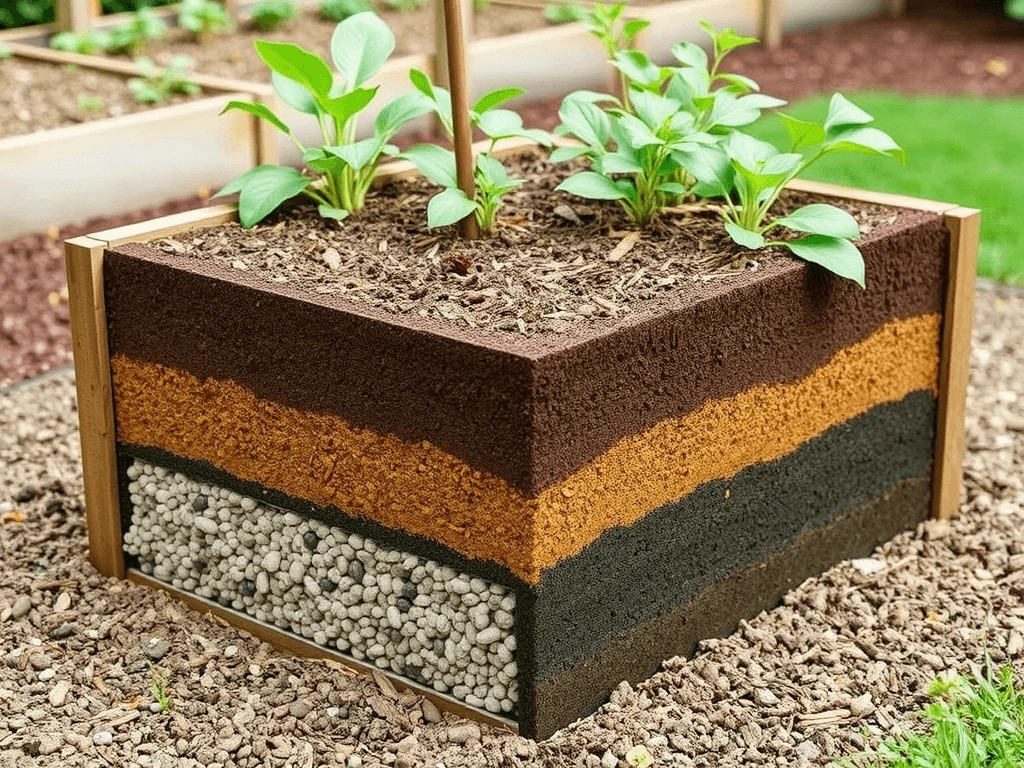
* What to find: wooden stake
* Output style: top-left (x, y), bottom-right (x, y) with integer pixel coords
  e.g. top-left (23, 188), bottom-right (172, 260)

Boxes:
top-left (932, 208), bottom-right (980, 521)
top-left (65, 236), bottom-right (125, 579)
top-left (885, 0), bottom-right (906, 17)
top-left (433, 0), bottom-right (474, 89)
top-left (55, 0), bottom-right (93, 32)
top-left (761, 0), bottom-right (783, 48)
top-left (441, 0), bottom-right (480, 238)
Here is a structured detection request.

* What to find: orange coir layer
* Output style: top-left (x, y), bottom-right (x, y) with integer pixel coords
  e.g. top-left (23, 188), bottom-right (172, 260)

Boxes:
top-left (111, 313), bottom-right (941, 584)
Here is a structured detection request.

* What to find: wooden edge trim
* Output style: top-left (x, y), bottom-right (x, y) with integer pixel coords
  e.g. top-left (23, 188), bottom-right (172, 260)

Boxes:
top-left (621, 0), bottom-right (742, 20)
top-left (2, 42), bottom-right (274, 96)
top-left (788, 179), bottom-right (960, 214)
top-left (126, 569), bottom-right (520, 733)
top-left (90, 204), bottom-right (240, 246)
top-left (932, 207), bottom-right (980, 521)
top-left (65, 236), bottom-right (125, 580)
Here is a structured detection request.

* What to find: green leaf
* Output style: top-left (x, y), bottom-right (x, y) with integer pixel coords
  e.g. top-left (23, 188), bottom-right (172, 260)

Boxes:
top-left (427, 188), bottom-right (477, 228)
top-left (631, 90), bottom-right (683, 131)
top-left (271, 71), bottom-right (319, 116)
top-left (779, 113), bottom-right (825, 150)
top-left (672, 143), bottom-right (732, 191)
top-left (400, 143), bottom-right (458, 188)
top-left (473, 87), bottom-right (525, 114)
top-left (220, 100), bottom-right (292, 135)
top-left (825, 126), bottom-right (906, 163)
top-left (600, 151), bottom-right (644, 175)
top-left (550, 145), bottom-right (591, 163)
top-left (557, 97), bottom-right (610, 150)
top-left (318, 204), bottom-right (350, 221)
top-left (716, 72), bottom-right (760, 94)
top-left (408, 69), bottom-right (453, 133)
top-left (784, 235), bottom-right (866, 287)
top-left (773, 204), bottom-right (860, 239)
top-left (215, 166), bottom-right (310, 228)
top-left (611, 50), bottom-right (664, 88)
top-left (726, 131), bottom-right (780, 170)
top-left (322, 86), bottom-right (377, 124)
top-left (561, 90), bottom-right (620, 106)
top-left (615, 113), bottom-right (664, 148)
top-left (700, 21), bottom-right (757, 56)
top-left (476, 109), bottom-right (523, 138)
top-left (324, 137), bottom-right (382, 171)
top-left (373, 91), bottom-right (433, 139)
top-left (823, 93), bottom-right (874, 133)
top-left (255, 40), bottom-right (333, 103)
top-left (657, 181), bottom-right (688, 195)
top-left (622, 18), bottom-right (649, 43)
top-left (670, 41), bottom-right (707, 71)
top-left (556, 171), bottom-right (628, 200)
top-left (725, 222), bottom-right (765, 249)
top-left (331, 11), bottom-right (395, 89)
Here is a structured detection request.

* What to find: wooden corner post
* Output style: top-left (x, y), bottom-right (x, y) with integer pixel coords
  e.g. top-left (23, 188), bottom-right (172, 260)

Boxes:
top-left (932, 208), bottom-right (980, 521)
top-left (760, 0), bottom-right (783, 48)
top-left (65, 236), bottom-right (125, 579)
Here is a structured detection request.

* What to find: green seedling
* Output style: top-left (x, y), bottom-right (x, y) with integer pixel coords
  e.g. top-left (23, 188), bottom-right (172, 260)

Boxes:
top-left (105, 8), bottom-right (168, 55)
top-left (842, 663), bottom-right (1024, 767)
top-left (400, 72), bottom-right (550, 233)
top-left (128, 56), bottom-right (201, 104)
top-left (77, 93), bottom-right (106, 113)
top-left (318, 0), bottom-right (372, 22)
top-left (216, 12), bottom-right (435, 227)
top-left (380, 0), bottom-right (428, 11)
top-left (179, 0), bottom-right (234, 40)
top-left (543, 0), bottom-right (588, 25)
top-left (250, 0), bottom-right (298, 30)
top-left (50, 29), bottom-right (110, 54)
top-left (149, 665), bottom-right (173, 712)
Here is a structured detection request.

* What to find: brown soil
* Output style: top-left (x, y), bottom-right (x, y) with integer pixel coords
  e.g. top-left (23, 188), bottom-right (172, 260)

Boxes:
top-left (0, 196), bottom-right (209, 390)
top-left (158, 150), bottom-right (898, 335)
top-left (117, 5), bottom-right (550, 81)
top-left (0, 56), bottom-right (196, 138)
top-left (111, 314), bottom-right (938, 583)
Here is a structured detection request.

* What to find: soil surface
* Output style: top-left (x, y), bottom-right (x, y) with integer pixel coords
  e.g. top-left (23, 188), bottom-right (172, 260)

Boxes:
top-left (115, 4), bottom-right (549, 80)
top-left (158, 150), bottom-right (899, 335)
top-left (0, 285), bottom-right (1021, 767)
top-left (0, 56), bottom-right (196, 138)
top-left (0, 196), bottom-right (210, 389)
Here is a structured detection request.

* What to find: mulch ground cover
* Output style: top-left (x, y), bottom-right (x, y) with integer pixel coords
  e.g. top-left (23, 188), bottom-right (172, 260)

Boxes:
top-left (1, 285), bottom-right (1021, 767)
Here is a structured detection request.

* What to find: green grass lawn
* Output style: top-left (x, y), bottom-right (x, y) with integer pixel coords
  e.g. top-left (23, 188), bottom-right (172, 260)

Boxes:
top-left (747, 93), bottom-right (1024, 285)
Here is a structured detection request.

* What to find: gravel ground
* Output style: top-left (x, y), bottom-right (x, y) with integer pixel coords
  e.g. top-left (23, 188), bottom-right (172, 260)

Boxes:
top-left (0, 285), bottom-right (1022, 767)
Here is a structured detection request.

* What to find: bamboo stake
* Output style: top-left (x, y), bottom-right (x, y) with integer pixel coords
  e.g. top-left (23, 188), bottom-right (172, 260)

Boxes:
top-left (441, 0), bottom-right (480, 239)
top-left (761, 0), bottom-right (783, 48)
top-left (433, 0), bottom-right (474, 88)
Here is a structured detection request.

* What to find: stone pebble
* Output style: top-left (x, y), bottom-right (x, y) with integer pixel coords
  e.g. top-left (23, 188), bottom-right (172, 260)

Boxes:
top-left (122, 460), bottom-right (518, 714)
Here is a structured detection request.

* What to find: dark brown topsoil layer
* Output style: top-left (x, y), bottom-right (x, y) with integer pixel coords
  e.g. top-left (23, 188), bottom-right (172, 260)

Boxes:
top-left (111, 5), bottom-right (549, 81)
top-left (158, 150), bottom-right (901, 336)
top-left (0, 56), bottom-right (196, 138)
top-left (0, 196), bottom-right (209, 390)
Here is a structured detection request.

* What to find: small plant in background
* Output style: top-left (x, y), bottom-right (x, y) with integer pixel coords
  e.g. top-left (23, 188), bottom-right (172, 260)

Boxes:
top-left (318, 0), bottom-right (371, 22)
top-left (400, 72), bottom-right (551, 232)
top-left (543, 0), bottom-right (587, 25)
top-left (77, 93), bottom-right (106, 113)
top-left (105, 8), bottom-right (168, 55)
top-left (585, 2), bottom-right (649, 60)
top-left (249, 0), bottom-right (297, 31)
top-left (216, 12), bottom-right (435, 226)
top-left (1007, 0), bottom-right (1024, 20)
top-left (380, 0), bottom-right (427, 12)
top-left (473, 0), bottom-right (489, 10)
top-left (50, 29), bottom-right (110, 54)
top-left (842, 664), bottom-right (1024, 767)
top-left (128, 56), bottom-right (201, 104)
top-left (149, 665), bottom-right (173, 712)
top-left (178, 0), bottom-right (234, 40)
top-left (0, 43), bottom-right (12, 60)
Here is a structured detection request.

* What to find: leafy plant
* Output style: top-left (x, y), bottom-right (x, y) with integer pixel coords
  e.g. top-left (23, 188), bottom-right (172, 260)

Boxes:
top-left (400, 71), bottom-right (550, 232)
top-left (543, 0), bottom-right (587, 25)
top-left (553, 21), bottom-right (903, 285)
top-left (215, 12), bottom-right (435, 227)
top-left (1007, 0), bottom-right (1024, 20)
top-left (178, 0), bottom-right (234, 40)
top-left (128, 56), bottom-right (201, 104)
top-left (149, 664), bottom-right (173, 712)
top-left (50, 29), bottom-right (110, 54)
top-left (105, 8), bottom-right (168, 54)
top-left (380, 0), bottom-right (427, 11)
top-left (585, 2), bottom-right (649, 60)
top-left (843, 664), bottom-right (1024, 768)
top-left (77, 93), bottom-right (106, 113)
top-left (250, 0), bottom-right (297, 30)
top-left (318, 0), bottom-right (371, 22)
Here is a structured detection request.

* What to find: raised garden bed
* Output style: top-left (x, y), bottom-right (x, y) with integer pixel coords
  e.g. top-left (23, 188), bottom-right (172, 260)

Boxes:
top-left (0, 43), bottom-right (274, 240)
top-left (64, 135), bottom-right (978, 737)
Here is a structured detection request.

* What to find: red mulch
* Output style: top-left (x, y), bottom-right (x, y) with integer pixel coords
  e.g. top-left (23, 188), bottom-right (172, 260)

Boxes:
top-left (3, 2), bottom-right (1023, 387)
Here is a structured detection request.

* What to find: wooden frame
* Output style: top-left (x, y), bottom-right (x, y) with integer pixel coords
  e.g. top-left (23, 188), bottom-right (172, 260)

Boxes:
top-left (68, 156), bottom-right (977, 740)
top-left (0, 43), bottom-right (274, 240)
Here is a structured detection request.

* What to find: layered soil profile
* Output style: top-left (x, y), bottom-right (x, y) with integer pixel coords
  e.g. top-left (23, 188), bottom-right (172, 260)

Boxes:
top-left (110, 312), bottom-right (940, 583)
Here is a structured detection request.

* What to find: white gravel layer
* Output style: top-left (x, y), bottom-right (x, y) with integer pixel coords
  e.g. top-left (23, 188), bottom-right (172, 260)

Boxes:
top-left (122, 460), bottom-right (518, 715)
